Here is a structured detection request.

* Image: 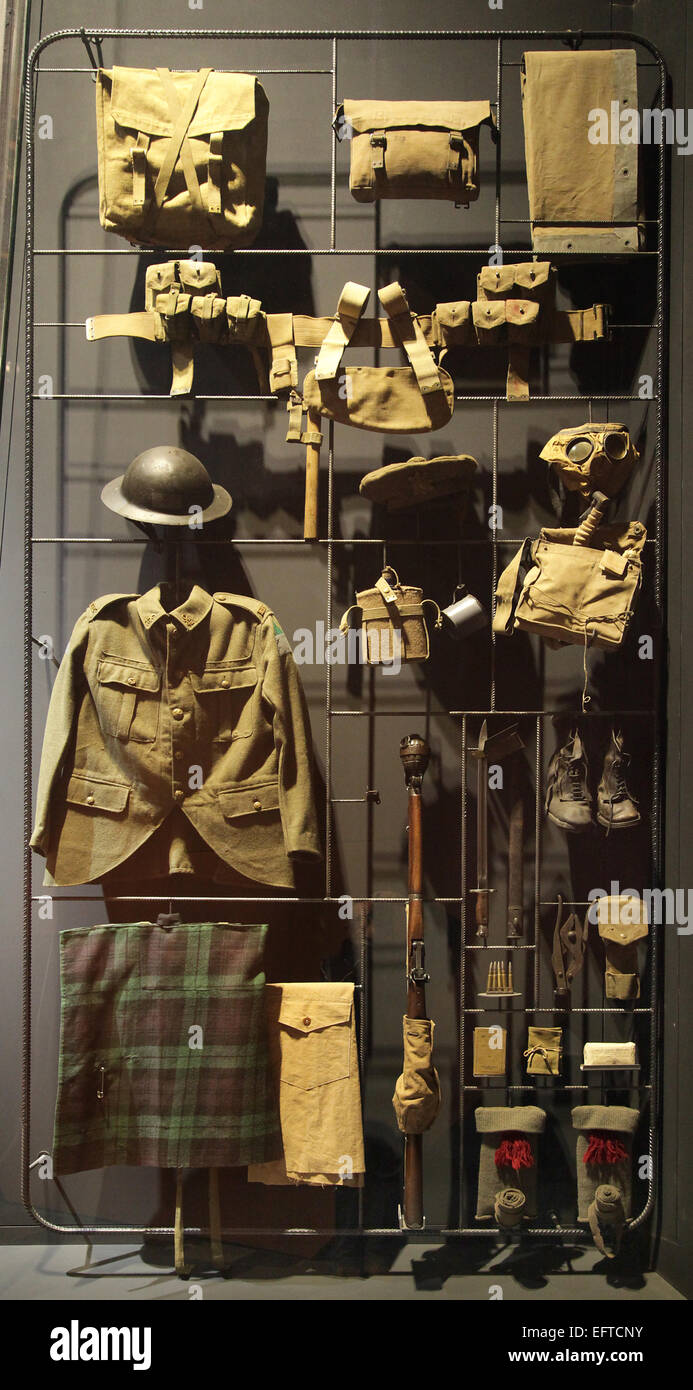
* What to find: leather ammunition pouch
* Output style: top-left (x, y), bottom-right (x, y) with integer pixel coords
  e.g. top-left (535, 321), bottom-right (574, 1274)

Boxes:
top-left (493, 521), bottom-right (647, 653)
top-left (595, 896), bottom-right (649, 1000)
top-left (338, 99), bottom-right (495, 205)
top-left (95, 66), bottom-right (269, 249)
top-left (339, 566), bottom-right (441, 666)
top-left (86, 259), bottom-right (268, 396)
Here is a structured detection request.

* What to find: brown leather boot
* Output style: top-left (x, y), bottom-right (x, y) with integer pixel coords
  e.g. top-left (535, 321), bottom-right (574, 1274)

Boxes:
top-left (597, 730), bottom-right (640, 831)
top-left (545, 730), bottom-right (593, 832)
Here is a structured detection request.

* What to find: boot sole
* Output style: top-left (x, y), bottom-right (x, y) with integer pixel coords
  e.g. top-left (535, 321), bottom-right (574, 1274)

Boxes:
top-left (595, 813), bottom-right (641, 830)
top-left (546, 809), bottom-right (593, 833)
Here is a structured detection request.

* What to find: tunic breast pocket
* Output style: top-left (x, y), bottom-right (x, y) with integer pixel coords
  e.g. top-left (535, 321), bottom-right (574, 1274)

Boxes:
top-left (190, 664), bottom-right (257, 743)
top-left (96, 655), bottom-right (161, 742)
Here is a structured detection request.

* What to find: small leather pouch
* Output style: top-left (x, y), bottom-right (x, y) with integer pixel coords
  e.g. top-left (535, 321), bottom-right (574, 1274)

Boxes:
top-left (524, 1026), bottom-right (562, 1076)
top-left (595, 896), bottom-right (649, 1000)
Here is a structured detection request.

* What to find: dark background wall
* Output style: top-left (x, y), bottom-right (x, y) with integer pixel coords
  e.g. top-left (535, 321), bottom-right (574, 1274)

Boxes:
top-left (0, 0), bottom-right (690, 1294)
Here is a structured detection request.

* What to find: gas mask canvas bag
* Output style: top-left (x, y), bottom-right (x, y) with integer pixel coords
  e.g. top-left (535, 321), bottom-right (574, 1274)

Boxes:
top-left (96, 67), bottom-right (269, 249)
top-left (493, 521), bottom-right (647, 652)
top-left (338, 100), bottom-right (495, 204)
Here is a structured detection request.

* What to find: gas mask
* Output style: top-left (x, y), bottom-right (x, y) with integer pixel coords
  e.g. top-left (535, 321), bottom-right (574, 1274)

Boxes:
top-left (539, 423), bottom-right (638, 500)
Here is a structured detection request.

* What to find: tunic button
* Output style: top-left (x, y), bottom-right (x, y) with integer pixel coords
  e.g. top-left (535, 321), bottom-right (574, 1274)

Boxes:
top-left (174, 789), bottom-right (184, 802)
top-left (172, 707), bottom-right (184, 720)
top-left (253, 798), bottom-right (262, 810)
top-left (127, 675), bottom-right (136, 686)
top-left (86, 794), bottom-right (95, 805)
top-left (174, 750), bottom-right (183, 762)
top-left (303, 1017), bottom-right (311, 1027)
top-left (221, 679), bottom-right (229, 688)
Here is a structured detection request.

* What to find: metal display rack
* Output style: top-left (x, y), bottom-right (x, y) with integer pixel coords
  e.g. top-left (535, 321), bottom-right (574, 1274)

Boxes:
top-left (22, 27), bottom-right (668, 1251)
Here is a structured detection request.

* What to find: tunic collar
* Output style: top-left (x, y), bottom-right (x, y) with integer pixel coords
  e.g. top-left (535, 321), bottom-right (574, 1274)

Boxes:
top-left (136, 583), bottom-right (213, 632)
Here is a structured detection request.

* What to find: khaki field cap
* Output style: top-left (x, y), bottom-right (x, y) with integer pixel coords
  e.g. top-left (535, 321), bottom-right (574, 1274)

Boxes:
top-left (96, 66), bottom-right (269, 249)
top-left (359, 453), bottom-right (477, 510)
top-left (101, 446), bottom-right (232, 527)
top-left (339, 99), bottom-right (495, 204)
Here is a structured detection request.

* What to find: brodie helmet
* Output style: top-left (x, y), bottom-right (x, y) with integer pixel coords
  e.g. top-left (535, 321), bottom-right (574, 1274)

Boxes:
top-left (101, 446), bottom-right (232, 527)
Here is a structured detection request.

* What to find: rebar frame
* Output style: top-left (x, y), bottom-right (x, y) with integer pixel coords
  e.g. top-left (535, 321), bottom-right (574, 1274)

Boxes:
top-left (22, 26), bottom-right (668, 1251)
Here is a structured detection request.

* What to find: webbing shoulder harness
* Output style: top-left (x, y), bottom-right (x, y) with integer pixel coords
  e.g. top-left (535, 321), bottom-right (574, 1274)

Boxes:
top-left (87, 261), bottom-right (609, 537)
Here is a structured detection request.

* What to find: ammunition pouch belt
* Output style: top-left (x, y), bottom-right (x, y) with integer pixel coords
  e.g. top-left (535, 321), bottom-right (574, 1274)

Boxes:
top-left (87, 259), bottom-right (267, 395)
top-left (87, 259), bottom-right (608, 410)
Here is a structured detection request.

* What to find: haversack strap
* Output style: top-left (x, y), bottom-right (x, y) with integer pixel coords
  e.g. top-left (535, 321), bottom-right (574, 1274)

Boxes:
top-left (315, 282), bottom-right (371, 382)
top-left (130, 131), bottom-right (150, 207)
top-left (207, 131), bottom-right (224, 215)
top-left (152, 67), bottom-right (212, 212)
top-left (378, 282), bottom-right (444, 397)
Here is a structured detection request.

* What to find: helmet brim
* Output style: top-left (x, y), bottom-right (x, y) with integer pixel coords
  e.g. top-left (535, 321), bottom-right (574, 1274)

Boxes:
top-left (101, 475), bottom-right (232, 527)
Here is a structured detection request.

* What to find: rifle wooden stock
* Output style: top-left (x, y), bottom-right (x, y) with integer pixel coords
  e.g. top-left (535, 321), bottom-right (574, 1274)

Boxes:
top-left (400, 733), bottom-right (430, 1231)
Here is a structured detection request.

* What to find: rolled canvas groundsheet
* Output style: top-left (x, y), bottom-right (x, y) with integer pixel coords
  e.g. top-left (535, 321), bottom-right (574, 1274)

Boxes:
top-left (522, 49), bottom-right (641, 253)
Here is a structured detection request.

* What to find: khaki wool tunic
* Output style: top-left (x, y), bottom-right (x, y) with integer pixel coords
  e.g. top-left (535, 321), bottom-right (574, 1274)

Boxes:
top-left (31, 583), bottom-right (322, 888)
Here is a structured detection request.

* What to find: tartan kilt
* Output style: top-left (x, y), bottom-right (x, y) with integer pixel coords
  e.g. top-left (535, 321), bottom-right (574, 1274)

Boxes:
top-left (52, 922), bottom-right (282, 1175)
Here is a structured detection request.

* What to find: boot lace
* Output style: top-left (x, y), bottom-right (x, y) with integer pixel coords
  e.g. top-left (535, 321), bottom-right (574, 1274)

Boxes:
top-left (607, 757), bottom-right (631, 804)
top-left (564, 759), bottom-right (587, 801)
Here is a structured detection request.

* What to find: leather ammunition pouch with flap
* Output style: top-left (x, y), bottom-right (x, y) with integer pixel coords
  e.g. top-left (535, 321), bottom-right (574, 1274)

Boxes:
top-left (595, 896), bottom-right (649, 1000)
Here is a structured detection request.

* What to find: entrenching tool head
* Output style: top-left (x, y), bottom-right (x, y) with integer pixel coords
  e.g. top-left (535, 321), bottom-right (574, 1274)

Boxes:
top-left (476, 721), bottom-right (525, 763)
